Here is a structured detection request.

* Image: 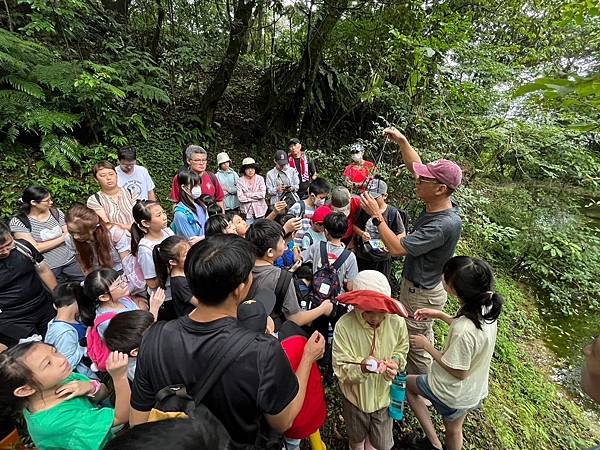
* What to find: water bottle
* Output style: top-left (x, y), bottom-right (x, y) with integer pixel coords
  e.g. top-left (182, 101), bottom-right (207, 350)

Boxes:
top-left (389, 371), bottom-right (407, 421)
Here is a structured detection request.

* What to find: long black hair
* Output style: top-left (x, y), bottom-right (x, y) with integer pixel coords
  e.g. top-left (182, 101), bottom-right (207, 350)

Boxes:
top-left (131, 200), bottom-right (159, 256)
top-left (177, 169), bottom-right (200, 211)
top-left (443, 256), bottom-right (503, 330)
top-left (152, 235), bottom-right (188, 289)
top-left (15, 186), bottom-right (59, 230)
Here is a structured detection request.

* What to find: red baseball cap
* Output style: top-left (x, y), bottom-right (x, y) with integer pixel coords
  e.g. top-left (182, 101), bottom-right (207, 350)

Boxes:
top-left (312, 206), bottom-right (332, 224)
top-left (413, 159), bottom-right (463, 190)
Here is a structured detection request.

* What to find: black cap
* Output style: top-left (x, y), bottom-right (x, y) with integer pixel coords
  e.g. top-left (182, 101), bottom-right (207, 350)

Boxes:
top-left (288, 138), bottom-right (301, 146)
top-left (237, 289), bottom-right (276, 333)
top-left (274, 150), bottom-right (288, 166)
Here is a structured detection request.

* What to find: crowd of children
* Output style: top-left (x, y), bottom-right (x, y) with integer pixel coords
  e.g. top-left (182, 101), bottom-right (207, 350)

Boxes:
top-left (1, 128), bottom-right (595, 450)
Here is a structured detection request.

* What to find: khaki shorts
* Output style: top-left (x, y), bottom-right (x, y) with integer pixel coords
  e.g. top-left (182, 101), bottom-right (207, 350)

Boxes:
top-left (342, 397), bottom-right (393, 450)
top-left (400, 278), bottom-right (447, 375)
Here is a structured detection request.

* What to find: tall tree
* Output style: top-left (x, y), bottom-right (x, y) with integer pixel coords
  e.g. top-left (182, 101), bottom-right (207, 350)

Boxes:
top-left (198, 0), bottom-right (256, 125)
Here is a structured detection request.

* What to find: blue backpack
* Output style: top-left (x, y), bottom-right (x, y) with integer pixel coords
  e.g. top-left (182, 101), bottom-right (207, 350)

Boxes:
top-left (171, 204), bottom-right (197, 235)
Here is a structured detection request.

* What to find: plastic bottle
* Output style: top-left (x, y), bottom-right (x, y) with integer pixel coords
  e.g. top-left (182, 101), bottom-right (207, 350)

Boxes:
top-left (389, 371), bottom-right (407, 421)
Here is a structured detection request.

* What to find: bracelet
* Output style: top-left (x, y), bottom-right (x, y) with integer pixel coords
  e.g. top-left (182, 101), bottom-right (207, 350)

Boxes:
top-left (87, 380), bottom-right (101, 398)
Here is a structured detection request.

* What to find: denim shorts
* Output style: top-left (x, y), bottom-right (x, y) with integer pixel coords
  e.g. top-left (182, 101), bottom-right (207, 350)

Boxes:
top-left (416, 375), bottom-right (479, 422)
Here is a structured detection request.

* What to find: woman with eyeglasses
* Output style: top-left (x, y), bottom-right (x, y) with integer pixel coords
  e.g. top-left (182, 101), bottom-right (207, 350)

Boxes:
top-left (10, 186), bottom-right (84, 283)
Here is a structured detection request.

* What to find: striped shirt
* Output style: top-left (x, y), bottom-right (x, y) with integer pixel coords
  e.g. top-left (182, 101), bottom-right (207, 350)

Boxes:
top-left (87, 188), bottom-right (137, 226)
top-left (9, 210), bottom-right (74, 269)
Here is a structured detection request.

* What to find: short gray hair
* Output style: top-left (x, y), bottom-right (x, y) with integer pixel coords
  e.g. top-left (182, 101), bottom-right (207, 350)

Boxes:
top-left (185, 145), bottom-right (207, 162)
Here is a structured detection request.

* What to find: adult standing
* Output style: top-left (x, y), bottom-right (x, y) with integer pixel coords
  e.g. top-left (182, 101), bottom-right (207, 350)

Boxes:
top-left (87, 161), bottom-right (137, 231)
top-left (343, 143), bottom-right (376, 194)
top-left (129, 234), bottom-right (325, 449)
top-left (288, 138), bottom-right (317, 199)
top-left (216, 152), bottom-right (240, 214)
top-left (10, 186), bottom-right (83, 282)
top-left (168, 145), bottom-right (225, 212)
top-left (237, 157), bottom-right (267, 224)
top-left (116, 146), bottom-right (157, 201)
top-left (0, 222), bottom-right (57, 347)
top-left (360, 127), bottom-right (462, 375)
top-left (266, 150), bottom-right (300, 206)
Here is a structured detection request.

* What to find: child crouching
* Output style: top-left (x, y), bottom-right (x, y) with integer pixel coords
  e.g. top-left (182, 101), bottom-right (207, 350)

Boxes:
top-left (332, 270), bottom-right (409, 450)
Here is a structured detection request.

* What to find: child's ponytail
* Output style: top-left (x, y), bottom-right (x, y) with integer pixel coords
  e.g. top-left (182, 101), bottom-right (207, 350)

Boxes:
top-left (152, 236), bottom-right (187, 289)
top-left (131, 200), bottom-right (158, 256)
top-left (80, 268), bottom-right (119, 326)
top-left (443, 256), bottom-right (503, 329)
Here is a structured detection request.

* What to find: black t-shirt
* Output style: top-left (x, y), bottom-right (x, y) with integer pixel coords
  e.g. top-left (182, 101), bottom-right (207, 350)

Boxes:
top-left (131, 316), bottom-right (299, 448)
top-left (171, 276), bottom-right (194, 317)
top-left (0, 240), bottom-right (50, 321)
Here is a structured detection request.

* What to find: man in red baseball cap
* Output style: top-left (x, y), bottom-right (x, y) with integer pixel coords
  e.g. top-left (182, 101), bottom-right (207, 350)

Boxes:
top-left (360, 127), bottom-right (462, 376)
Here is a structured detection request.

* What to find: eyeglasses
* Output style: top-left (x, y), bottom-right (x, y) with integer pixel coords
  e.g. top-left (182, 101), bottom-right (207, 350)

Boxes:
top-left (416, 177), bottom-right (440, 185)
top-left (190, 159), bottom-right (207, 164)
top-left (37, 198), bottom-right (53, 204)
top-left (109, 275), bottom-right (129, 291)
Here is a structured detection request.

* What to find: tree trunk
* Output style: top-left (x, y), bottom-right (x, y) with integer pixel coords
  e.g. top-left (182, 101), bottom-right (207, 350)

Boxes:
top-left (260, 0), bottom-right (349, 134)
top-left (150, 0), bottom-right (165, 58)
top-left (198, 0), bottom-right (255, 126)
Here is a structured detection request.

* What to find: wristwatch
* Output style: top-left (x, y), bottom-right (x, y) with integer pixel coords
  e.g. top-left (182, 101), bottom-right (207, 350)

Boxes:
top-left (372, 216), bottom-right (384, 227)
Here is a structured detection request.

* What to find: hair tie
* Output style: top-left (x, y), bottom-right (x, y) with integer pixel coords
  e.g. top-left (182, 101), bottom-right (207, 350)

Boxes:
top-left (486, 291), bottom-right (494, 300)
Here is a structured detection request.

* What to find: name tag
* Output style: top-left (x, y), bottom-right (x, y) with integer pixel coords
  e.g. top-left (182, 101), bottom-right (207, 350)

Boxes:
top-left (318, 283), bottom-right (330, 296)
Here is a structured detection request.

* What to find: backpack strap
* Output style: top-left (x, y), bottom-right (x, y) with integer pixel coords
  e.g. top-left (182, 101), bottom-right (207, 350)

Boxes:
top-left (190, 326), bottom-right (257, 404)
top-left (93, 311), bottom-right (117, 328)
top-left (274, 269), bottom-right (293, 313)
top-left (319, 241), bottom-right (329, 267)
top-left (332, 248), bottom-right (351, 271)
top-left (299, 200), bottom-right (306, 218)
top-left (14, 240), bottom-right (37, 265)
top-left (94, 192), bottom-right (103, 207)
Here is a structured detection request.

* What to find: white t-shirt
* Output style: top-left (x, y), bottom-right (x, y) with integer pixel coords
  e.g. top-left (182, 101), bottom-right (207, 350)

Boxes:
top-left (137, 228), bottom-right (174, 299)
top-left (116, 165), bottom-right (156, 200)
top-left (428, 314), bottom-right (498, 409)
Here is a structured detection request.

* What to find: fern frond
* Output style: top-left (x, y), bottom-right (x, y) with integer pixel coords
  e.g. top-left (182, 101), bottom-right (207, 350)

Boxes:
top-left (31, 62), bottom-right (82, 95)
top-left (0, 51), bottom-right (27, 71)
top-left (40, 134), bottom-right (81, 173)
top-left (126, 81), bottom-right (170, 103)
top-left (0, 75), bottom-right (45, 100)
top-left (23, 109), bottom-right (80, 134)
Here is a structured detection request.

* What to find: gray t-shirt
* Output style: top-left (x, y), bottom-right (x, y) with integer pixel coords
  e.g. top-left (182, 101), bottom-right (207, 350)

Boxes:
top-left (303, 241), bottom-right (358, 292)
top-left (249, 264), bottom-right (300, 323)
top-left (9, 210), bottom-right (74, 269)
top-left (401, 205), bottom-right (462, 289)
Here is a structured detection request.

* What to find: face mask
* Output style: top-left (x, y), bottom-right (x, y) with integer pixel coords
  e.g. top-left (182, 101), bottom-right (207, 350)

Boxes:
top-left (351, 153), bottom-right (363, 163)
top-left (314, 198), bottom-right (326, 207)
top-left (191, 186), bottom-right (202, 199)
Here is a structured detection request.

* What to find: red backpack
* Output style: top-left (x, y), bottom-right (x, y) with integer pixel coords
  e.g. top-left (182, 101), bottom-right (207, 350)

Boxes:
top-left (280, 334), bottom-right (327, 439)
top-left (86, 312), bottom-right (117, 372)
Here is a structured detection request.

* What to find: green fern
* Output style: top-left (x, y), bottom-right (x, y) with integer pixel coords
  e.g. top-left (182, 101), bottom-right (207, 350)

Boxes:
top-left (0, 75), bottom-right (45, 99)
top-left (125, 81), bottom-right (171, 103)
top-left (30, 62), bottom-right (82, 95)
top-left (40, 134), bottom-right (82, 173)
top-left (23, 108), bottom-right (80, 134)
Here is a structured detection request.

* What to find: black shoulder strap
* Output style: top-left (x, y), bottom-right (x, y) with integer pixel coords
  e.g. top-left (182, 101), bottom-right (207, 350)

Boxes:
top-left (319, 241), bottom-right (329, 267)
top-left (208, 171), bottom-right (219, 188)
top-left (191, 326), bottom-right (257, 403)
top-left (299, 200), bottom-right (305, 218)
top-left (94, 192), bottom-right (102, 206)
top-left (14, 240), bottom-right (36, 265)
top-left (274, 268), bottom-right (293, 312)
top-left (332, 248), bottom-right (351, 270)
top-left (49, 208), bottom-right (60, 223)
